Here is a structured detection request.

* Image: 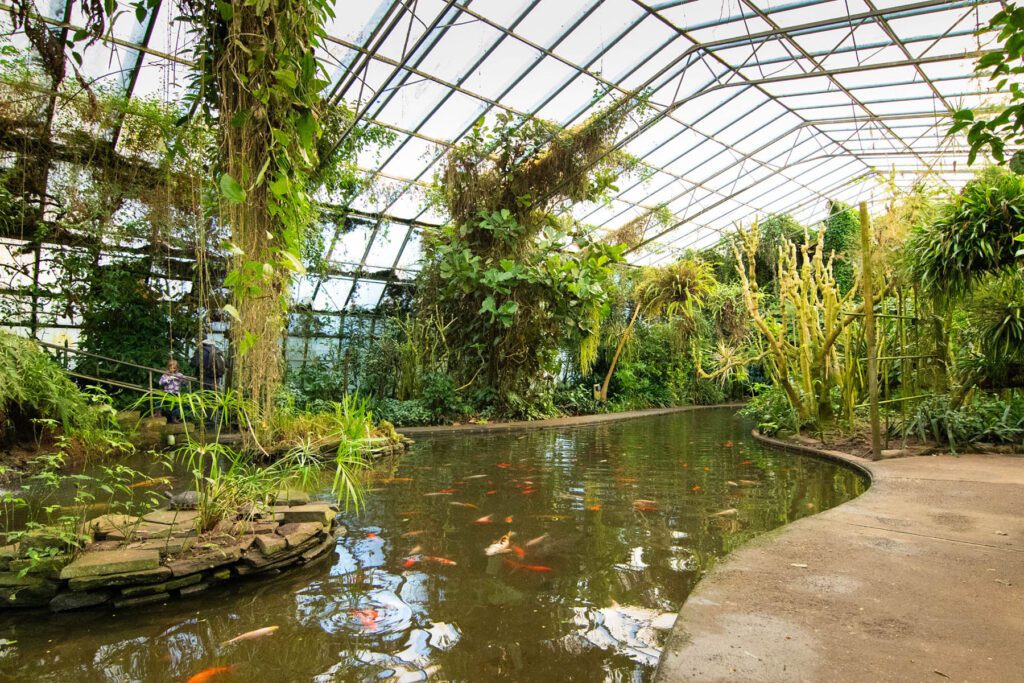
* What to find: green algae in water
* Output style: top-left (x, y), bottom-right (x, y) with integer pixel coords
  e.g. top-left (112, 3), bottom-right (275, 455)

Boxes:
top-left (0, 409), bottom-right (865, 682)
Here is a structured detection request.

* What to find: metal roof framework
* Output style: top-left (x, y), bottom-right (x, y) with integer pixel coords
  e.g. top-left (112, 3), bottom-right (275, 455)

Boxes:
top-left (0, 0), bottom-right (1005, 320)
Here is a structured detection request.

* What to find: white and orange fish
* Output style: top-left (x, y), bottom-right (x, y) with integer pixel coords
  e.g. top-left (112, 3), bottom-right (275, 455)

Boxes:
top-left (222, 625), bottom-right (278, 646)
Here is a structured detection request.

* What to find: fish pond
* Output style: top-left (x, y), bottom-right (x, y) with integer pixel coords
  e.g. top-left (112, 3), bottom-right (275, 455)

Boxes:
top-left (0, 408), bottom-right (866, 682)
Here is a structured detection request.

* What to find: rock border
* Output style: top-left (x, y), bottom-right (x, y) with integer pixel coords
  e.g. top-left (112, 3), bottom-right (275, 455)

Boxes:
top-left (0, 497), bottom-right (345, 612)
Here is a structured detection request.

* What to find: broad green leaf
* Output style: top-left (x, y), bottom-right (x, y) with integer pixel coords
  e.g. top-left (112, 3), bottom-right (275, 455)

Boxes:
top-left (219, 174), bottom-right (246, 204)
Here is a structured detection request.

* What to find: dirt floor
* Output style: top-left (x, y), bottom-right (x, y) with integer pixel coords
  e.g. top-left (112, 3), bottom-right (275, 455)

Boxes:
top-left (655, 444), bottom-right (1023, 683)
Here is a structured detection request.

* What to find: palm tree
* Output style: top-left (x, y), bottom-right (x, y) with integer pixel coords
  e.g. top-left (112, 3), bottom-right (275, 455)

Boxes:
top-left (598, 258), bottom-right (715, 402)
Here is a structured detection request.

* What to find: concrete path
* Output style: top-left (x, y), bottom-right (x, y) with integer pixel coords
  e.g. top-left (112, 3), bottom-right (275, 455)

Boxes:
top-left (656, 443), bottom-right (1024, 683)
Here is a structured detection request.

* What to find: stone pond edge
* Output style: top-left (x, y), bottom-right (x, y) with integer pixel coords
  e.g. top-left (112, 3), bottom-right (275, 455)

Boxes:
top-left (651, 427), bottom-right (876, 680)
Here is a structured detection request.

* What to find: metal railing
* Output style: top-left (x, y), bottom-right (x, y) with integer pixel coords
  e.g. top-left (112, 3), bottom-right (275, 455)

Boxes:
top-left (36, 339), bottom-right (197, 412)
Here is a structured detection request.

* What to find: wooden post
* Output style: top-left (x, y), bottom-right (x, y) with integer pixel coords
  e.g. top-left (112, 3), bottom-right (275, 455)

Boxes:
top-left (860, 202), bottom-right (882, 461)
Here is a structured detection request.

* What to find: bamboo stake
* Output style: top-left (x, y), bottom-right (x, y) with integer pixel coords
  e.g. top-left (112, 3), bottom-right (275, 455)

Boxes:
top-left (860, 202), bottom-right (882, 460)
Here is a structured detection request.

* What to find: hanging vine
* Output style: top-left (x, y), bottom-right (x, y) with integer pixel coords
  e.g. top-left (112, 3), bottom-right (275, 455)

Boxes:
top-left (178, 0), bottom-right (336, 414)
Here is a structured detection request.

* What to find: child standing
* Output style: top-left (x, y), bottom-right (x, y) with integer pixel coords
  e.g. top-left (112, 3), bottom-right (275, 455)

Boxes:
top-left (159, 359), bottom-right (186, 424)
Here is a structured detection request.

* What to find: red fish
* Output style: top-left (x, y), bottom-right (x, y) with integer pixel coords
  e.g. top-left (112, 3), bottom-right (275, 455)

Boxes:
top-left (588, 504), bottom-right (602, 511)
top-left (724, 441), bottom-right (733, 447)
top-left (503, 558), bottom-right (551, 572)
top-left (512, 545), bottom-right (525, 558)
top-left (496, 463), bottom-right (512, 469)
top-left (423, 556), bottom-right (457, 566)
top-left (474, 514), bottom-right (494, 525)
top-left (521, 488), bottom-right (536, 495)
top-left (692, 485), bottom-right (701, 492)
top-left (352, 608), bottom-right (379, 631)
top-left (403, 557), bottom-right (418, 568)
top-left (187, 666), bottom-right (233, 683)
top-left (439, 488), bottom-right (458, 494)
top-left (366, 532), bottom-right (378, 539)
top-left (505, 516), bottom-right (514, 524)
top-left (741, 460), bottom-right (753, 465)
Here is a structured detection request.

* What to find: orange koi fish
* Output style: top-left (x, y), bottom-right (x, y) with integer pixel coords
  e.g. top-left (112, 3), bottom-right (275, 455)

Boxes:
top-left (474, 514), bottom-right (494, 525)
top-left (129, 477), bottom-right (171, 489)
top-left (403, 556), bottom-right (419, 568)
top-left (521, 488), bottom-right (536, 495)
top-left (449, 501), bottom-right (479, 509)
top-left (352, 608), bottom-right (379, 631)
top-left (505, 516), bottom-right (514, 524)
top-left (222, 625), bottom-right (278, 646)
top-left (741, 460), bottom-right (753, 465)
top-left (503, 557), bottom-right (552, 572)
top-left (724, 441), bottom-right (734, 447)
top-left (486, 490), bottom-right (497, 495)
top-left (402, 530), bottom-right (426, 538)
top-left (512, 545), bottom-right (525, 558)
top-left (423, 555), bottom-right (457, 566)
top-left (588, 504), bottom-right (602, 511)
top-left (187, 666), bottom-right (233, 683)
top-left (496, 463), bottom-right (512, 469)
top-left (692, 485), bottom-right (702, 492)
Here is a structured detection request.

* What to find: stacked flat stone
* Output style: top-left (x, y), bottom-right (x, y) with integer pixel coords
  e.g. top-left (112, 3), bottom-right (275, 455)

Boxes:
top-left (0, 496), bottom-right (343, 612)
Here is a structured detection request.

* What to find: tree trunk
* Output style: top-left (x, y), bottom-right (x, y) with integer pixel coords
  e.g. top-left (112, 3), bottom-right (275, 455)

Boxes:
top-left (599, 302), bottom-right (642, 402)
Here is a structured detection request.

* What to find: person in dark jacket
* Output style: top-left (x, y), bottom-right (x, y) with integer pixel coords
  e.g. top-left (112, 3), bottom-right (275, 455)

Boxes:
top-left (191, 338), bottom-right (227, 391)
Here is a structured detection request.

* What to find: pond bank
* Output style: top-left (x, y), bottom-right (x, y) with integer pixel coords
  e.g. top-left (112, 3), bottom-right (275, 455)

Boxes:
top-left (655, 434), bottom-right (1023, 682)
top-left (396, 403), bottom-right (745, 437)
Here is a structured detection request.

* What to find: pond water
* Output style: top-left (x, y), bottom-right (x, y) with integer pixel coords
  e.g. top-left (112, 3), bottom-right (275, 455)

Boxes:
top-left (0, 408), bottom-right (865, 682)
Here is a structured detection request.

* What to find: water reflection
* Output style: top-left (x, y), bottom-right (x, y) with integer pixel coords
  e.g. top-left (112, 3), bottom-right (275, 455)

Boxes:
top-left (0, 409), bottom-right (865, 682)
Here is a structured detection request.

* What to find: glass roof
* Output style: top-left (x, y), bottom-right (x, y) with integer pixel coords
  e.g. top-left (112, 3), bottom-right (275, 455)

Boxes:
top-left (1, 0), bottom-right (1005, 312)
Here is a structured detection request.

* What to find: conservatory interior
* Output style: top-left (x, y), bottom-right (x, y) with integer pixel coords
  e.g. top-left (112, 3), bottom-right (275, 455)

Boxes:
top-left (0, 0), bottom-right (1021, 680)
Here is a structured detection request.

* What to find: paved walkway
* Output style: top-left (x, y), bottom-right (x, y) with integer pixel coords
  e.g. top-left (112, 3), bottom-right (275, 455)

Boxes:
top-left (655, 440), bottom-right (1023, 682)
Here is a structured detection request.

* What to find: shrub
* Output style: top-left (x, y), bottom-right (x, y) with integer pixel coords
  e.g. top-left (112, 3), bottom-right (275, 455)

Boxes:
top-left (372, 398), bottom-right (432, 427)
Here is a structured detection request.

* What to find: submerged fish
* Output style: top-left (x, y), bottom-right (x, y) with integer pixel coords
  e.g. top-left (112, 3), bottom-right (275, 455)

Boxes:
top-left (486, 490), bottom-right (497, 495)
top-left (474, 514), bottom-right (494, 525)
top-left (222, 625), bottom-right (278, 646)
top-left (737, 479), bottom-right (759, 486)
top-left (423, 492), bottom-right (453, 497)
top-left (403, 556), bottom-right (419, 568)
top-left (724, 441), bottom-right (734, 447)
top-left (423, 555), bottom-right (457, 566)
top-left (352, 608), bottom-right (379, 631)
top-left (711, 508), bottom-right (738, 517)
top-left (504, 516), bottom-right (513, 524)
top-left (463, 474), bottom-right (488, 480)
top-left (741, 460), bottom-right (753, 465)
top-left (632, 499), bottom-right (658, 511)
top-left (525, 533), bottom-right (549, 547)
top-left (449, 501), bottom-right (479, 510)
top-left (129, 477), bottom-right (171, 489)
top-left (187, 666), bottom-right (233, 683)
top-left (496, 463), bottom-right (512, 469)
top-left (503, 557), bottom-right (552, 572)
top-left (485, 532), bottom-right (516, 556)
top-left (588, 504), bottom-right (602, 511)
top-left (402, 530), bottom-right (426, 538)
